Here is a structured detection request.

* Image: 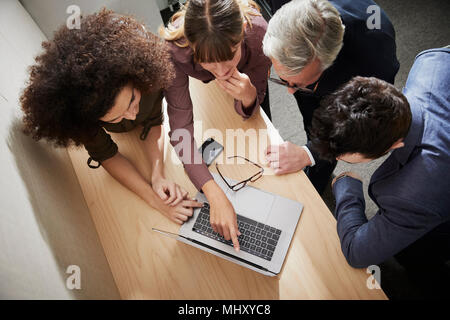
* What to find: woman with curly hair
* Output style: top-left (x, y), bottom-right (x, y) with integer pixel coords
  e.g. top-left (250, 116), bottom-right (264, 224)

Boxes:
top-left (160, 0), bottom-right (272, 251)
top-left (21, 9), bottom-right (202, 224)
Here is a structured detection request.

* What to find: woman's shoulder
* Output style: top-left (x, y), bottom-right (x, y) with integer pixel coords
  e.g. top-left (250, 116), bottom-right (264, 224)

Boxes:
top-left (164, 16), bottom-right (193, 64)
top-left (247, 8), bottom-right (268, 31)
top-left (245, 8), bottom-right (268, 36)
top-left (244, 11), bottom-right (268, 48)
top-left (167, 40), bottom-right (193, 65)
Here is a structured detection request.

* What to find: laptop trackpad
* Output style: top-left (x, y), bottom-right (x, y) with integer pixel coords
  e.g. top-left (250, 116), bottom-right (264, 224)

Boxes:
top-left (226, 187), bottom-right (274, 223)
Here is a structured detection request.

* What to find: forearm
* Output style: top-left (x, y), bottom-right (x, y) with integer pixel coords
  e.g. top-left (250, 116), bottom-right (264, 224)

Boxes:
top-left (168, 120), bottom-right (213, 191)
top-left (202, 179), bottom-right (225, 201)
top-left (102, 153), bottom-right (167, 213)
top-left (333, 177), bottom-right (446, 268)
top-left (333, 177), bottom-right (370, 267)
top-left (241, 84), bottom-right (257, 108)
top-left (164, 68), bottom-right (214, 190)
top-left (333, 177), bottom-right (368, 229)
top-left (143, 125), bottom-right (165, 181)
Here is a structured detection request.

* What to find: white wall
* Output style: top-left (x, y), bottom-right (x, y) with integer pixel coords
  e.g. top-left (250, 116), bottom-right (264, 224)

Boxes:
top-left (20, 0), bottom-right (165, 39)
top-left (156, 0), bottom-right (169, 10)
top-left (0, 0), bottom-right (120, 299)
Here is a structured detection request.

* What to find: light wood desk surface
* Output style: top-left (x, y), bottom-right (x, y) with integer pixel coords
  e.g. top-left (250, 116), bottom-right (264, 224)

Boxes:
top-left (67, 79), bottom-right (387, 300)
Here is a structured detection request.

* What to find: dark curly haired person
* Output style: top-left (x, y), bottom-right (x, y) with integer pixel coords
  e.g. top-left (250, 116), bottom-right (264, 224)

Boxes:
top-left (21, 9), bottom-right (202, 224)
top-left (310, 48), bottom-right (450, 297)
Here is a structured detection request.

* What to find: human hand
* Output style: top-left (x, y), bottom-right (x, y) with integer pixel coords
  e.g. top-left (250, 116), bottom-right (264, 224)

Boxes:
top-left (152, 176), bottom-right (188, 207)
top-left (331, 172), bottom-right (362, 187)
top-left (203, 181), bottom-right (241, 252)
top-left (162, 199), bottom-right (204, 225)
top-left (216, 69), bottom-right (257, 108)
top-left (264, 142), bottom-right (312, 175)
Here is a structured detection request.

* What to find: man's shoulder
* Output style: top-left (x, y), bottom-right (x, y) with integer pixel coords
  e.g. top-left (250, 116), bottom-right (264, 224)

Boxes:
top-left (329, 0), bottom-right (397, 75)
top-left (330, 0), bottom-right (387, 22)
top-left (373, 148), bottom-right (450, 218)
top-left (404, 48), bottom-right (450, 121)
top-left (331, 0), bottom-right (395, 38)
top-left (415, 47), bottom-right (450, 61)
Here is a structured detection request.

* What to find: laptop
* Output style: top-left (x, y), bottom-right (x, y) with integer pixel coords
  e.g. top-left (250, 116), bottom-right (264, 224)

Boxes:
top-left (153, 173), bottom-right (303, 276)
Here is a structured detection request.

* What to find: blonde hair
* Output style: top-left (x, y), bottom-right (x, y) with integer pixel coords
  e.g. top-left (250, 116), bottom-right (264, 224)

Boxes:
top-left (160, 0), bottom-right (261, 62)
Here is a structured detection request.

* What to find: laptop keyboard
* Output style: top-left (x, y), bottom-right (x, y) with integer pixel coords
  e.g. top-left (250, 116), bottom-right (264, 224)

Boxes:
top-left (192, 203), bottom-right (282, 261)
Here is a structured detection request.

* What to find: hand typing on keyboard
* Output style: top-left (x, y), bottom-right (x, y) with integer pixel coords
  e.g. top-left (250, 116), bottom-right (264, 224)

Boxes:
top-left (193, 203), bottom-right (282, 261)
top-left (202, 181), bottom-right (241, 252)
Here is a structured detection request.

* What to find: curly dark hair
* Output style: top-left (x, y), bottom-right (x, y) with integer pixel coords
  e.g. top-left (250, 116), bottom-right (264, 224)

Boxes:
top-left (310, 76), bottom-right (412, 161)
top-left (21, 8), bottom-right (175, 147)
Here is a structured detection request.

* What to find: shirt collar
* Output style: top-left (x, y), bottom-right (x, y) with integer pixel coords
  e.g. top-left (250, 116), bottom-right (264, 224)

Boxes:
top-left (393, 101), bottom-right (424, 165)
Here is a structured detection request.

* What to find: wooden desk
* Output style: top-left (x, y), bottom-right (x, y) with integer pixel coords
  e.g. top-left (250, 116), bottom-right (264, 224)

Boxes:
top-left (67, 79), bottom-right (387, 300)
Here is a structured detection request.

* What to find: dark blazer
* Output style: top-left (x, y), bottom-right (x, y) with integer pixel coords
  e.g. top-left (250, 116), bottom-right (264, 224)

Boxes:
top-left (270, 0), bottom-right (399, 93)
top-left (333, 48), bottom-right (450, 268)
top-left (271, 0), bottom-right (400, 160)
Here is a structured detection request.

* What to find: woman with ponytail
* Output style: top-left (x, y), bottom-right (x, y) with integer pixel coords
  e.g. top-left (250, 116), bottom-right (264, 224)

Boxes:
top-left (160, 0), bottom-right (271, 250)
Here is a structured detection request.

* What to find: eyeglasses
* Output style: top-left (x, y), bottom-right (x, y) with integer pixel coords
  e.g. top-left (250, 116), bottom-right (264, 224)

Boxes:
top-left (215, 156), bottom-right (264, 191)
top-left (268, 77), bottom-right (317, 95)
